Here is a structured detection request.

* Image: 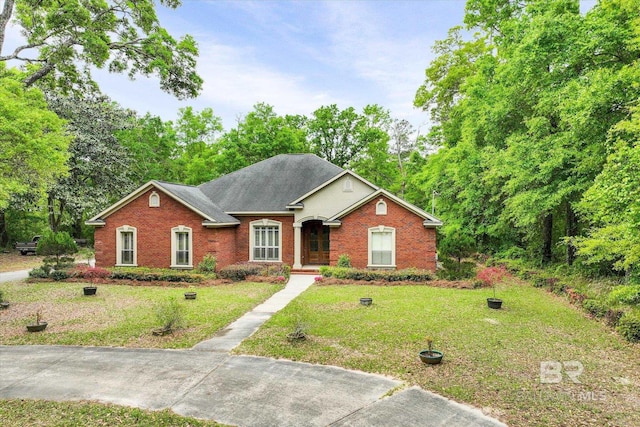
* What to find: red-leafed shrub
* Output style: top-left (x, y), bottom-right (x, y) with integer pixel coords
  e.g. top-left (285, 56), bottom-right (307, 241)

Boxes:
top-left (75, 266), bottom-right (111, 280)
top-left (476, 266), bottom-right (510, 286)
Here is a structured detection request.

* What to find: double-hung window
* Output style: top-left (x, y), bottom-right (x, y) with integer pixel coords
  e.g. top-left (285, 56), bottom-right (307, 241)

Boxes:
top-left (116, 225), bottom-right (137, 266)
top-left (251, 220), bottom-right (281, 262)
top-left (368, 226), bottom-right (395, 267)
top-left (171, 226), bottom-right (192, 268)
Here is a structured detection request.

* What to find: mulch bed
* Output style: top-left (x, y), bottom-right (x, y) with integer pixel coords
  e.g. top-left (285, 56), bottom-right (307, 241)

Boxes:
top-left (314, 277), bottom-right (480, 289)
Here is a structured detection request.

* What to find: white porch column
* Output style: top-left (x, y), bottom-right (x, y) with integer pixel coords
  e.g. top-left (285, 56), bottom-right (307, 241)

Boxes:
top-left (293, 222), bottom-right (302, 269)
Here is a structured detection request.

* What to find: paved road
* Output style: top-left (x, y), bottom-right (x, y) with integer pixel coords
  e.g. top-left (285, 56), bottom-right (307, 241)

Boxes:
top-left (0, 273), bottom-right (507, 426)
top-left (0, 269), bottom-right (30, 283)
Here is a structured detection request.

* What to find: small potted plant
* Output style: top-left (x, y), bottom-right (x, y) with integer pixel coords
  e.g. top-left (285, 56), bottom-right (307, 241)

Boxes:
top-left (359, 297), bottom-right (373, 306)
top-left (477, 266), bottom-right (507, 309)
top-left (0, 289), bottom-right (9, 309)
top-left (487, 284), bottom-right (503, 309)
top-left (419, 336), bottom-right (443, 365)
top-left (286, 320), bottom-right (308, 342)
top-left (184, 291), bottom-right (197, 300)
top-left (26, 311), bottom-right (48, 332)
top-left (83, 285), bottom-right (97, 296)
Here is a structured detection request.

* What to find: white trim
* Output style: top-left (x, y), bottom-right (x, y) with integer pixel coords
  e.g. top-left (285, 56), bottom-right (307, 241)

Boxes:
top-left (376, 199), bottom-right (387, 215)
top-left (249, 219), bottom-right (282, 262)
top-left (287, 170), bottom-right (378, 206)
top-left (329, 189), bottom-right (442, 226)
top-left (227, 211), bottom-right (294, 216)
top-left (116, 225), bottom-right (137, 266)
top-left (171, 225), bottom-right (193, 269)
top-left (86, 181), bottom-right (217, 224)
top-left (368, 226), bottom-right (396, 268)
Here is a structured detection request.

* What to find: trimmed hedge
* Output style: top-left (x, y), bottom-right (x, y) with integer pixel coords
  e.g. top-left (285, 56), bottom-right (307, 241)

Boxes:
top-left (218, 262), bottom-right (291, 282)
top-left (318, 266), bottom-right (434, 282)
top-left (110, 268), bottom-right (204, 283)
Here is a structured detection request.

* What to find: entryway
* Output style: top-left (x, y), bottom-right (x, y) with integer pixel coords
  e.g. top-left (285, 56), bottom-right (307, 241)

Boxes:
top-left (302, 220), bottom-right (330, 265)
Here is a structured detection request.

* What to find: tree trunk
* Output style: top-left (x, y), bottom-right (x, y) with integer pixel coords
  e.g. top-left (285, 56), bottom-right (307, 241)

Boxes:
top-left (566, 203), bottom-right (577, 266)
top-left (542, 213), bottom-right (553, 265)
top-left (0, 0), bottom-right (15, 56)
top-left (0, 209), bottom-right (7, 248)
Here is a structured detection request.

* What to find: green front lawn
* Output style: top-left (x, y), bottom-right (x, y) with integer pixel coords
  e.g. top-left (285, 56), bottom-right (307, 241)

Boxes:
top-left (0, 281), bottom-right (282, 348)
top-left (236, 282), bottom-right (640, 427)
top-left (0, 399), bottom-right (226, 426)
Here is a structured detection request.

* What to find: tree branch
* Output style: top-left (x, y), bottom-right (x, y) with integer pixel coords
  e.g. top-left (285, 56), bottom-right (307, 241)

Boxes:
top-left (0, 0), bottom-right (15, 56)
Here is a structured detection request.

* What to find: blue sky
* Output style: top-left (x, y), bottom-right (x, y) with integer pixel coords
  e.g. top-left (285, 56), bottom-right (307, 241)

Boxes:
top-left (5, 0), bottom-right (596, 132)
top-left (94, 0), bottom-right (469, 131)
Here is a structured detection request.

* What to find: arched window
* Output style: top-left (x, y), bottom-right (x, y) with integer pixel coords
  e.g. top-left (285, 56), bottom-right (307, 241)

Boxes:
top-left (376, 199), bottom-right (387, 215)
top-left (250, 219), bottom-right (282, 262)
top-left (149, 191), bottom-right (160, 207)
top-left (343, 176), bottom-right (353, 192)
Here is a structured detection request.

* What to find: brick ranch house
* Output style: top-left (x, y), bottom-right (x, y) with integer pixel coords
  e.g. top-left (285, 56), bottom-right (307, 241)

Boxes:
top-left (87, 154), bottom-right (442, 271)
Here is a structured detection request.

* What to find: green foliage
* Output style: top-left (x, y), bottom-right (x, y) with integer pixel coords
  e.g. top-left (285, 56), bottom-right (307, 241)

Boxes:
top-left (110, 268), bottom-right (203, 283)
top-left (607, 286), bottom-right (640, 306)
top-left (616, 312), bottom-right (640, 343)
top-left (28, 266), bottom-right (50, 279)
top-left (1, 0), bottom-right (202, 98)
top-left (337, 254), bottom-right (352, 268)
top-left (197, 253), bottom-right (217, 274)
top-left (319, 266), bottom-right (434, 282)
top-left (0, 288), bottom-right (4, 302)
top-left (154, 297), bottom-right (185, 332)
top-left (0, 64), bottom-right (70, 210)
top-left (436, 257), bottom-right (476, 280)
top-left (36, 230), bottom-right (78, 268)
top-left (50, 270), bottom-right (70, 281)
top-left (218, 262), bottom-right (290, 281)
top-left (582, 299), bottom-right (609, 318)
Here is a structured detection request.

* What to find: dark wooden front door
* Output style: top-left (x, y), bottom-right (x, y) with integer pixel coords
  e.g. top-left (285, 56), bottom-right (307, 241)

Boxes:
top-left (303, 220), bottom-right (330, 265)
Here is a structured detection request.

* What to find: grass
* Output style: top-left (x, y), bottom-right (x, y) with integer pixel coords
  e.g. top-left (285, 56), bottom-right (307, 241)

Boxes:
top-left (0, 281), bottom-right (283, 348)
top-left (236, 281), bottom-right (640, 427)
top-left (0, 399), bottom-right (226, 426)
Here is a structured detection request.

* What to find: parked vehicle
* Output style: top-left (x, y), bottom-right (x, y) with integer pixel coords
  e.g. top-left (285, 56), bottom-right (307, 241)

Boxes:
top-left (15, 235), bottom-right (88, 255)
top-left (15, 236), bottom-right (41, 255)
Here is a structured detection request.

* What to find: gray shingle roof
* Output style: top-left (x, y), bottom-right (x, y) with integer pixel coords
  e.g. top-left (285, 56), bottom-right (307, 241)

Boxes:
top-left (198, 154), bottom-right (344, 212)
top-left (153, 181), bottom-right (240, 224)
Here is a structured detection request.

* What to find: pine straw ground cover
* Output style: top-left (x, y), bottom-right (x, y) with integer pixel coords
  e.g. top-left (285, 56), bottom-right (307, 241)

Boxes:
top-left (0, 280), bottom-right (283, 348)
top-left (236, 280), bottom-right (640, 427)
top-left (0, 251), bottom-right (45, 273)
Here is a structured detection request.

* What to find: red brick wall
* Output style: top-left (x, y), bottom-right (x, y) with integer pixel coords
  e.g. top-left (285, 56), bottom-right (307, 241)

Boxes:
top-left (93, 190), bottom-right (295, 269)
top-left (329, 196), bottom-right (437, 271)
top-left (94, 189), bottom-right (237, 269)
top-left (234, 216), bottom-right (295, 267)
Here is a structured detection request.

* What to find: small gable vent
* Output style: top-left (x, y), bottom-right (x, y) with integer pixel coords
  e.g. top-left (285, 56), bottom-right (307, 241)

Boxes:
top-left (149, 191), bottom-right (160, 208)
top-left (343, 177), bottom-right (353, 192)
top-left (376, 199), bottom-right (387, 215)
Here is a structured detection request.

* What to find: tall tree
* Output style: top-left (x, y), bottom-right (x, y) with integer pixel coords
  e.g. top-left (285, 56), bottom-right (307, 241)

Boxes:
top-left (307, 104), bottom-right (365, 168)
top-left (0, 64), bottom-right (69, 245)
top-left (214, 103), bottom-right (308, 176)
top-left (0, 0), bottom-right (202, 98)
top-left (45, 93), bottom-right (135, 234)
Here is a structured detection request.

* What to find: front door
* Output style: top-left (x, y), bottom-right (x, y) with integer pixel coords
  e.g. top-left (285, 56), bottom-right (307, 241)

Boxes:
top-left (303, 220), bottom-right (330, 265)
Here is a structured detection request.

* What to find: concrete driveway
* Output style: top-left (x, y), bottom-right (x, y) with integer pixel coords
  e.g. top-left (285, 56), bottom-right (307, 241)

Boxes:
top-left (0, 345), bottom-right (506, 427)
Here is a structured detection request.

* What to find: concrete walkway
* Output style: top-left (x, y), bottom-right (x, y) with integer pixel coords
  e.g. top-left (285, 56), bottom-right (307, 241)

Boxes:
top-left (0, 273), bottom-right (508, 426)
top-left (192, 274), bottom-right (315, 352)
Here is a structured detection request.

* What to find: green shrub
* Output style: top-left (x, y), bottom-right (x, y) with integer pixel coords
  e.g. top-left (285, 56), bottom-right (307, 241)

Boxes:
top-left (36, 231), bottom-right (78, 268)
top-left (0, 289), bottom-right (4, 302)
top-left (318, 266), bottom-right (434, 282)
top-left (583, 299), bottom-right (608, 318)
top-left (616, 312), bottom-right (640, 342)
top-left (154, 297), bottom-right (185, 332)
top-left (110, 268), bottom-right (203, 283)
top-left (218, 263), bottom-right (264, 281)
top-left (607, 285), bottom-right (640, 306)
top-left (50, 270), bottom-right (70, 281)
top-left (605, 309), bottom-right (625, 327)
top-left (28, 266), bottom-right (49, 279)
top-left (436, 258), bottom-right (476, 280)
top-left (337, 254), bottom-right (352, 268)
top-left (197, 253), bottom-right (217, 274)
